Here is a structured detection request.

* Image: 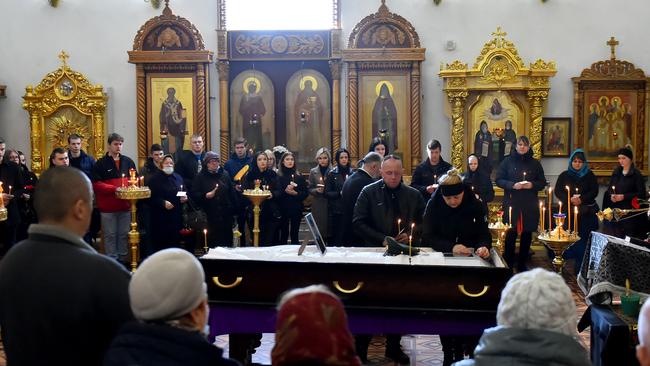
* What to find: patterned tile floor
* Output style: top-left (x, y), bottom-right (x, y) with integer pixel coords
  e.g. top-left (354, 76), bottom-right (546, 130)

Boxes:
top-left (0, 248), bottom-right (590, 366)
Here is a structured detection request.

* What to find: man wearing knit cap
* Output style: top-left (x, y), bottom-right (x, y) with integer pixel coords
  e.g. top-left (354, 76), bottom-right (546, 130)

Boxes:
top-left (455, 268), bottom-right (590, 366)
top-left (0, 167), bottom-right (133, 366)
top-left (104, 248), bottom-right (239, 366)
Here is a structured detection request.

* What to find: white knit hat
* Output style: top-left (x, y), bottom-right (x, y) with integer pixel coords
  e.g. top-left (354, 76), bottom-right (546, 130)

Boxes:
top-left (129, 248), bottom-right (207, 321)
top-left (497, 268), bottom-right (577, 337)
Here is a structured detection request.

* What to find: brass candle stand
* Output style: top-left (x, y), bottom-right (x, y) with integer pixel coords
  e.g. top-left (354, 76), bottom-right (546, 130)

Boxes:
top-left (243, 180), bottom-right (271, 247)
top-left (115, 170), bottom-right (150, 273)
top-left (488, 215), bottom-right (510, 255)
top-left (537, 214), bottom-right (579, 273)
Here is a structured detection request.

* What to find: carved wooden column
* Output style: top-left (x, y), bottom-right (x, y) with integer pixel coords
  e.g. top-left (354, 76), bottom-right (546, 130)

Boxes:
top-left (410, 61), bottom-right (422, 169)
top-left (346, 62), bottom-right (359, 164)
top-left (135, 64), bottom-right (147, 165)
top-left (527, 90), bottom-right (548, 160)
top-left (91, 90), bottom-right (107, 161)
top-left (217, 61), bottom-right (230, 158)
top-left (447, 91), bottom-right (468, 170)
top-left (196, 63), bottom-right (209, 142)
top-left (330, 60), bottom-right (342, 152)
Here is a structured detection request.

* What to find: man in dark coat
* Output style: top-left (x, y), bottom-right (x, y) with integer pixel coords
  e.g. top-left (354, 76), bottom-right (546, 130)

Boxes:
top-left (223, 137), bottom-right (251, 245)
top-left (0, 158), bottom-right (24, 256)
top-left (340, 152), bottom-right (382, 247)
top-left (352, 155), bottom-right (425, 365)
top-left (0, 167), bottom-right (133, 366)
top-left (68, 133), bottom-right (96, 178)
top-left (411, 139), bottom-right (452, 200)
top-left (496, 136), bottom-right (546, 272)
top-left (175, 133), bottom-right (206, 193)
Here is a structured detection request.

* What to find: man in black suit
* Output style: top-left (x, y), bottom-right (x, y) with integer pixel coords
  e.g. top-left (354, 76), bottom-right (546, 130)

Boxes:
top-left (0, 167), bottom-right (133, 365)
top-left (340, 152), bottom-right (381, 247)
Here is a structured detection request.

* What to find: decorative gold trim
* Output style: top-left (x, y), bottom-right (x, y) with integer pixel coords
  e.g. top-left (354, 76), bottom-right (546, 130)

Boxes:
top-left (132, 3), bottom-right (206, 51)
top-left (458, 284), bottom-right (489, 298)
top-left (212, 276), bottom-right (243, 289)
top-left (347, 0), bottom-right (420, 49)
top-left (333, 281), bottom-right (364, 294)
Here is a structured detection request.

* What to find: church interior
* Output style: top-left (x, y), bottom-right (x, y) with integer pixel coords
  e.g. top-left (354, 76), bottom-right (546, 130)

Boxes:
top-left (1, 0), bottom-right (650, 365)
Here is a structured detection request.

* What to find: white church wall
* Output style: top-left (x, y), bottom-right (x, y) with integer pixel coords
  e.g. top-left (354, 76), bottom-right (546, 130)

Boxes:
top-left (0, 0), bottom-right (648, 190)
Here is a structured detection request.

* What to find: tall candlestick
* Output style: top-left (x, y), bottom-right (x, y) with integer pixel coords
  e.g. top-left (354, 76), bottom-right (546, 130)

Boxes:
top-left (509, 206), bottom-right (512, 225)
top-left (539, 201), bottom-right (543, 232)
top-left (542, 207), bottom-right (546, 232)
top-left (410, 222), bottom-right (415, 239)
top-left (203, 229), bottom-right (208, 252)
top-left (574, 206), bottom-right (578, 234)
top-left (566, 186), bottom-right (571, 232)
top-left (558, 201), bottom-right (562, 215)
top-left (548, 187), bottom-right (552, 228)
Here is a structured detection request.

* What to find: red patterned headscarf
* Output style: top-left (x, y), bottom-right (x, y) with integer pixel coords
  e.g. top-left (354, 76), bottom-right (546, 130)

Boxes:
top-left (271, 290), bottom-right (361, 366)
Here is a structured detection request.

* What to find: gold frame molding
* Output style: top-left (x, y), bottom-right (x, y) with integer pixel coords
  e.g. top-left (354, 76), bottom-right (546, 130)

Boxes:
top-left (22, 51), bottom-right (107, 175)
top-left (439, 27), bottom-right (556, 170)
top-left (571, 37), bottom-right (649, 178)
top-left (128, 3), bottom-right (212, 167)
top-left (342, 0), bottom-right (425, 173)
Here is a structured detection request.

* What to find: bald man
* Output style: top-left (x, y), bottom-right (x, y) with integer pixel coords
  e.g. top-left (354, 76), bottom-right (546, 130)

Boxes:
top-left (638, 300), bottom-right (650, 366)
top-left (0, 167), bottom-right (133, 365)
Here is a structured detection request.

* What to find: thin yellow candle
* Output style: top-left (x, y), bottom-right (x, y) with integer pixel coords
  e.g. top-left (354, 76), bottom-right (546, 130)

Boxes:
top-left (397, 218), bottom-right (401, 234)
top-left (0, 181), bottom-right (4, 207)
top-left (509, 206), bottom-right (512, 225)
top-left (409, 222), bottom-right (415, 240)
top-left (121, 173), bottom-right (125, 187)
top-left (574, 206), bottom-right (578, 234)
top-left (558, 201), bottom-right (562, 216)
top-left (203, 229), bottom-right (208, 252)
top-left (548, 187), bottom-right (553, 230)
top-left (542, 207), bottom-right (546, 232)
top-left (611, 186), bottom-right (616, 195)
top-left (539, 201), bottom-right (543, 231)
top-left (565, 186), bottom-right (571, 232)
top-left (408, 235), bottom-right (412, 257)
top-left (8, 185), bottom-right (11, 196)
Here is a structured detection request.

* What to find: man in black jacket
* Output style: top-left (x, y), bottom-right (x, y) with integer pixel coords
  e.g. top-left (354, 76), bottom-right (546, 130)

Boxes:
top-left (0, 155), bottom-right (24, 256)
top-left (0, 167), bottom-right (133, 366)
top-left (411, 139), bottom-right (452, 200)
top-left (68, 133), bottom-right (96, 178)
top-left (340, 152), bottom-right (382, 246)
top-left (175, 133), bottom-right (206, 193)
top-left (352, 155), bottom-right (425, 365)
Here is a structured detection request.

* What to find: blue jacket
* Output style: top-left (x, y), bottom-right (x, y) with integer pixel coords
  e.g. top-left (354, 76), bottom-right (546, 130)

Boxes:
top-left (223, 152), bottom-right (251, 181)
top-left (69, 149), bottom-right (96, 178)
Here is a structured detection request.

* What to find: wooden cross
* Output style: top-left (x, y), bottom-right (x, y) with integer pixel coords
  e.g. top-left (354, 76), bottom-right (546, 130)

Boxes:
top-left (607, 36), bottom-right (619, 60)
top-left (58, 50), bottom-right (69, 67)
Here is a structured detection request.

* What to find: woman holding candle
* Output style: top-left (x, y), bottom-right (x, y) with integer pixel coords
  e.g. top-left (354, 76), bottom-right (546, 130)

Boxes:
top-left (148, 155), bottom-right (186, 253)
top-left (602, 146), bottom-right (647, 239)
top-left (462, 154), bottom-right (495, 215)
top-left (325, 148), bottom-right (352, 245)
top-left (277, 151), bottom-right (308, 245)
top-left (496, 136), bottom-right (547, 272)
top-left (243, 151), bottom-right (282, 246)
top-left (553, 149), bottom-right (599, 272)
top-left (192, 151), bottom-right (237, 247)
top-left (308, 147), bottom-right (331, 242)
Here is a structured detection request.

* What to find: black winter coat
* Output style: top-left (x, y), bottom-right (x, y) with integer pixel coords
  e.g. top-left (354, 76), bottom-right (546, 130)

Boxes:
top-left (353, 180), bottom-right (425, 246)
top-left (0, 162), bottom-right (24, 226)
top-left (191, 166), bottom-right (237, 222)
top-left (277, 169), bottom-right (308, 217)
top-left (495, 149), bottom-right (546, 231)
top-left (603, 166), bottom-right (647, 210)
top-left (147, 170), bottom-right (184, 249)
top-left (410, 158), bottom-right (452, 200)
top-left (554, 169), bottom-right (599, 217)
top-left (421, 185), bottom-right (492, 252)
top-left (104, 322), bottom-right (239, 366)
top-left (325, 165), bottom-right (351, 216)
top-left (340, 169), bottom-right (375, 246)
top-left (175, 150), bottom-right (205, 192)
top-left (462, 169), bottom-right (495, 214)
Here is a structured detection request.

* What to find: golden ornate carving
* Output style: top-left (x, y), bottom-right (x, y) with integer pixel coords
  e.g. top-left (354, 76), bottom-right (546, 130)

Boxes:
top-left (132, 3), bottom-right (205, 51)
top-left (527, 90), bottom-right (548, 160)
top-left (530, 59), bottom-right (556, 71)
top-left (410, 62), bottom-right (422, 170)
top-left (23, 52), bottom-right (107, 175)
top-left (531, 76), bottom-right (549, 87)
top-left (234, 34), bottom-right (325, 56)
top-left (473, 27), bottom-right (525, 70)
top-left (447, 78), bottom-right (466, 88)
top-left (347, 0), bottom-right (420, 49)
top-left (479, 56), bottom-right (518, 87)
top-left (447, 91), bottom-right (468, 170)
top-left (347, 63), bottom-right (359, 163)
top-left (445, 60), bottom-right (467, 71)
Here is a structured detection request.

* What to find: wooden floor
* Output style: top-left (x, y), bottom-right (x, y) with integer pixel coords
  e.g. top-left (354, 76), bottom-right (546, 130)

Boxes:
top-left (0, 248), bottom-right (590, 366)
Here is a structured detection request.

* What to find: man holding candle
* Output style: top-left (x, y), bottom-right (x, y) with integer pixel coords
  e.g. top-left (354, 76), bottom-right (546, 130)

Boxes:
top-left (92, 133), bottom-right (137, 264)
top-left (411, 139), bottom-right (452, 200)
top-left (496, 136), bottom-right (546, 272)
top-left (553, 149), bottom-right (599, 273)
top-left (352, 155), bottom-right (424, 364)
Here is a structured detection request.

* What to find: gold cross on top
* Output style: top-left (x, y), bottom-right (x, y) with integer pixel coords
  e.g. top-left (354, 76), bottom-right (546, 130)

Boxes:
top-left (58, 50), bottom-right (69, 67)
top-left (607, 36), bottom-right (619, 60)
top-left (492, 27), bottom-right (507, 39)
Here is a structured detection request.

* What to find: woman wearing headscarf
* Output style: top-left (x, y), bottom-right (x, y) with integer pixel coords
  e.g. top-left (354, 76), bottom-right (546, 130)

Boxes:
top-left (148, 155), bottom-right (186, 252)
top-left (191, 151), bottom-right (237, 247)
top-left (271, 285), bottom-right (361, 366)
top-left (462, 154), bottom-right (494, 216)
top-left (553, 149), bottom-right (599, 272)
top-left (243, 151), bottom-right (281, 246)
top-left (277, 151), bottom-right (308, 245)
top-left (325, 148), bottom-right (352, 245)
top-left (422, 168), bottom-right (491, 365)
top-left (496, 136), bottom-right (546, 273)
top-left (308, 147), bottom-right (331, 241)
top-left (602, 146), bottom-right (647, 239)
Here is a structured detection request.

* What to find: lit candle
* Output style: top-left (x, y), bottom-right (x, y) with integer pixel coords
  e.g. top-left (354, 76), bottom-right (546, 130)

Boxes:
top-left (397, 218), bottom-right (401, 234)
top-left (509, 206), bottom-right (512, 225)
top-left (566, 186), bottom-right (571, 232)
top-left (139, 176), bottom-right (144, 187)
top-left (410, 222), bottom-right (415, 239)
top-left (203, 229), bottom-right (208, 252)
top-left (319, 176), bottom-right (323, 185)
top-left (558, 201), bottom-right (562, 216)
top-left (574, 206), bottom-right (578, 234)
top-left (539, 201), bottom-right (543, 232)
top-left (215, 183), bottom-right (219, 190)
top-left (121, 173), bottom-right (125, 187)
top-left (612, 186), bottom-right (616, 195)
top-left (542, 207), bottom-right (546, 232)
top-left (180, 184), bottom-right (184, 192)
top-left (548, 187), bottom-right (552, 229)
top-left (409, 235), bottom-right (413, 257)
top-left (523, 171), bottom-right (527, 182)
top-left (8, 185), bottom-right (11, 196)
top-left (434, 175), bottom-right (437, 183)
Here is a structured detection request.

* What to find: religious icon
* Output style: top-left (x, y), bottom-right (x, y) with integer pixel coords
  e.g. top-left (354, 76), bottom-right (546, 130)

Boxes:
top-left (58, 79), bottom-right (74, 97)
top-left (159, 87), bottom-right (187, 156)
top-left (542, 118), bottom-right (571, 157)
top-left (286, 70), bottom-right (330, 169)
top-left (372, 81), bottom-right (398, 153)
top-left (230, 70), bottom-right (275, 153)
top-left (498, 119), bottom-right (517, 161)
top-left (584, 92), bottom-right (635, 157)
top-left (474, 120), bottom-right (493, 173)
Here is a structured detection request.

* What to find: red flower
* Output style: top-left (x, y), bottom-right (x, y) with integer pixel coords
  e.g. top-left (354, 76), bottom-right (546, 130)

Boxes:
top-left (496, 211), bottom-right (504, 217)
top-left (180, 228), bottom-right (194, 236)
top-left (24, 185), bottom-right (34, 190)
top-left (632, 196), bottom-right (640, 209)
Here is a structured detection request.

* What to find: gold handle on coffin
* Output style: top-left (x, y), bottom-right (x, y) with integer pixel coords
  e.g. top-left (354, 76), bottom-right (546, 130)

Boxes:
top-left (212, 276), bottom-right (243, 289)
top-left (458, 284), bottom-right (489, 298)
top-left (333, 281), bottom-right (364, 294)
